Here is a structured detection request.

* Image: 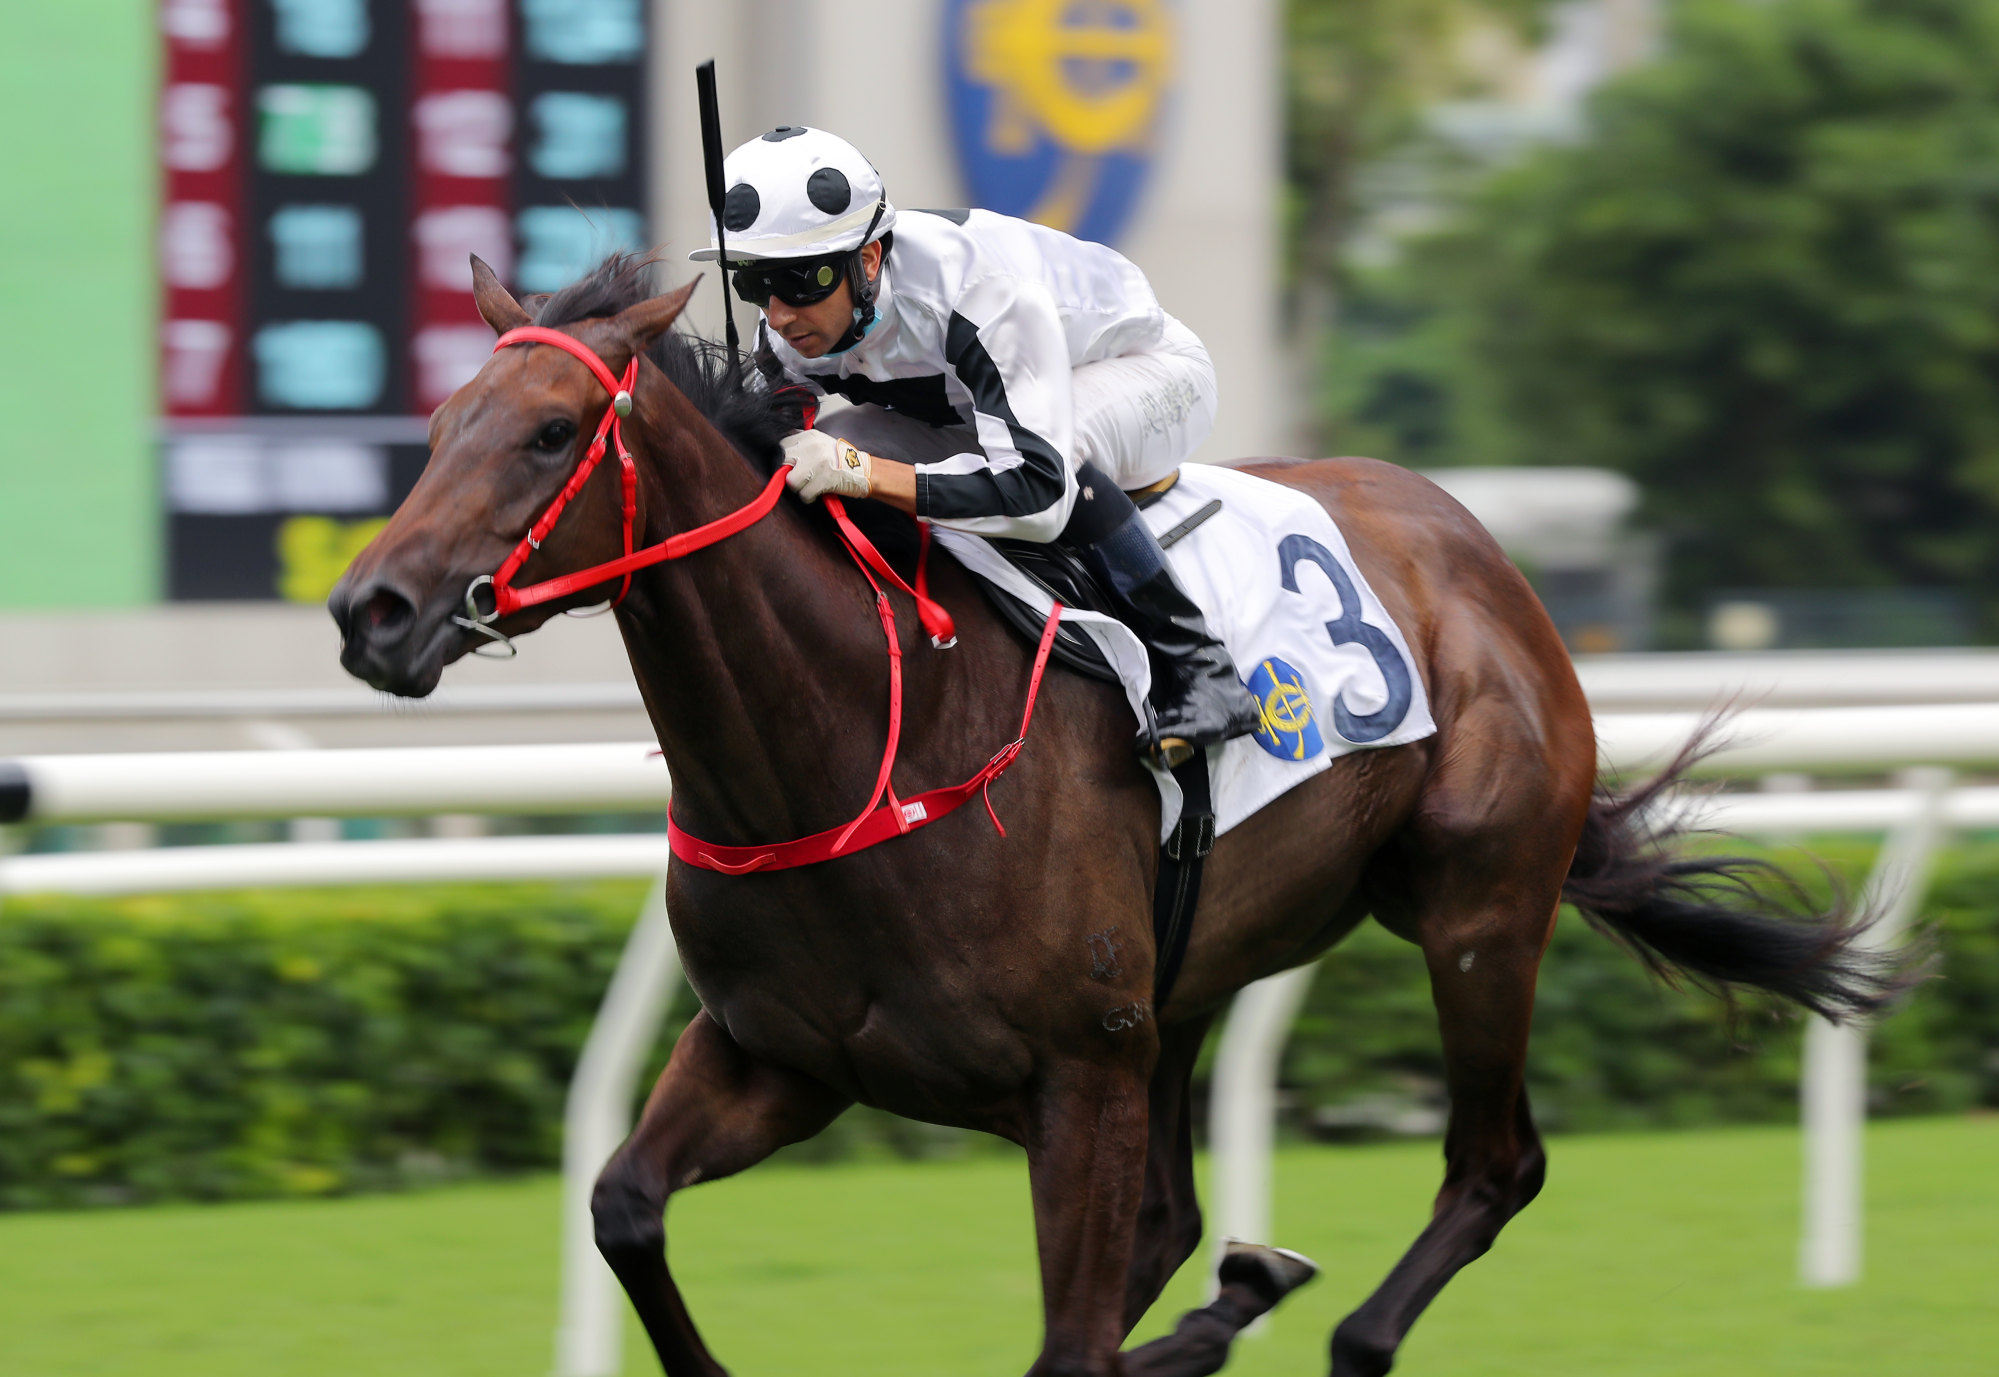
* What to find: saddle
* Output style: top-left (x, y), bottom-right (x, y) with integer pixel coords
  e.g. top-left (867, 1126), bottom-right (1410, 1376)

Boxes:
top-left (978, 477), bottom-right (1224, 677)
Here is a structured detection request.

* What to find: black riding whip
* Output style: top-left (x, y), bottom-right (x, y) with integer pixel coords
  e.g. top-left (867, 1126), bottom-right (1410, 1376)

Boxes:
top-left (695, 60), bottom-right (740, 368)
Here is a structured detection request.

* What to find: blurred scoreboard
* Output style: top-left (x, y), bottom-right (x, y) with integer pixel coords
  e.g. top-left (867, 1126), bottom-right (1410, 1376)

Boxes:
top-left (158, 0), bottom-right (651, 600)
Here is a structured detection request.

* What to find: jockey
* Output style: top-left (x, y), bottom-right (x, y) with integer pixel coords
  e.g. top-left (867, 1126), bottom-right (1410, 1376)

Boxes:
top-left (694, 125), bottom-right (1262, 767)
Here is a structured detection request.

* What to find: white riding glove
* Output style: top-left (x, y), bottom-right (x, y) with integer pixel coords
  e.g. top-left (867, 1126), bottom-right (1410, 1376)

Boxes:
top-left (780, 429), bottom-right (873, 503)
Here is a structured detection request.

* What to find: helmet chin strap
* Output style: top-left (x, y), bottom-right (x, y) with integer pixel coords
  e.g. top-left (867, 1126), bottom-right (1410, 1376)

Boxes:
top-left (827, 305), bottom-right (880, 356)
top-left (827, 198), bottom-right (889, 355)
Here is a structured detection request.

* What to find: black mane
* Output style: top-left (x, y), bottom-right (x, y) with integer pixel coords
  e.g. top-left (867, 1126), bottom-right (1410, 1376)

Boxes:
top-left (534, 252), bottom-right (796, 472)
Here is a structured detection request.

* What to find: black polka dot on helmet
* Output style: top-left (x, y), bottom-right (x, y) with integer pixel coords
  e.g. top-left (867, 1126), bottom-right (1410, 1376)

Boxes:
top-left (806, 167), bottom-right (851, 216)
top-left (721, 183), bottom-right (760, 233)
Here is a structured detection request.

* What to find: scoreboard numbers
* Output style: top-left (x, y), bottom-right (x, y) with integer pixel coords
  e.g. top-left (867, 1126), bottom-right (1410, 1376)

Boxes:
top-left (159, 0), bottom-right (652, 601)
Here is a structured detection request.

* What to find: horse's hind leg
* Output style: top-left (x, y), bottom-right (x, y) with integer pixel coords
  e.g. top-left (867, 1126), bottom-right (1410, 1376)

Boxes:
top-left (1115, 1014), bottom-right (1319, 1377)
top-left (592, 1009), bottom-right (848, 1377)
top-left (1325, 852), bottom-right (1569, 1375)
top-left (1123, 1244), bottom-right (1319, 1377)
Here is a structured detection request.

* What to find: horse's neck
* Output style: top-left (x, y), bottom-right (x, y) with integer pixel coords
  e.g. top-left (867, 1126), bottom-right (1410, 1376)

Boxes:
top-left (611, 380), bottom-right (903, 842)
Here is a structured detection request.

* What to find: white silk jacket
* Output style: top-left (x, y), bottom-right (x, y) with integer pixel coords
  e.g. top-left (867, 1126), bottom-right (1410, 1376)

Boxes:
top-left (757, 208), bottom-right (1170, 543)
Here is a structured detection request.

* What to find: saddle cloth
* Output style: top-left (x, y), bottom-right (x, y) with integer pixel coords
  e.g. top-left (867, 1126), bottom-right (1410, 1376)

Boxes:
top-left (932, 464), bottom-right (1437, 843)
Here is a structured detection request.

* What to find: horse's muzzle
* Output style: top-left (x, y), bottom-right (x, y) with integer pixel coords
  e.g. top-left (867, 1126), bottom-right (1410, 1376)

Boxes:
top-left (329, 576), bottom-right (444, 697)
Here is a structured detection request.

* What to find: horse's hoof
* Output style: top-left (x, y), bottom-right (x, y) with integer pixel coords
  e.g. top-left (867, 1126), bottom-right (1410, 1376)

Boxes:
top-left (1218, 1239), bottom-right (1320, 1306)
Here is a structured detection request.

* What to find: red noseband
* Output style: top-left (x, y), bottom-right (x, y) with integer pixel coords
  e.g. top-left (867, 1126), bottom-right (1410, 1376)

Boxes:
top-left (452, 326), bottom-right (792, 648)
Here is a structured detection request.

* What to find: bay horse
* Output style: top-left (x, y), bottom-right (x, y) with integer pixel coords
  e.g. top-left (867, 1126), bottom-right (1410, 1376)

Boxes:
top-left (330, 256), bottom-right (1894, 1377)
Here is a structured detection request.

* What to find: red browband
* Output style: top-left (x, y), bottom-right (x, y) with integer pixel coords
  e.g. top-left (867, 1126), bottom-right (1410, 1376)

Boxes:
top-left (473, 324), bottom-right (1054, 871)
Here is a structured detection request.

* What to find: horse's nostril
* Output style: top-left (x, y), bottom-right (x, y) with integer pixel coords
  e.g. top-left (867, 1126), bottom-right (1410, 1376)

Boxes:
top-left (363, 587), bottom-right (416, 637)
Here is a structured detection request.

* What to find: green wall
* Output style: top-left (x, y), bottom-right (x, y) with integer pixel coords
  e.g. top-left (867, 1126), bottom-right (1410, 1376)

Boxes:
top-left (0, 3), bottom-right (155, 607)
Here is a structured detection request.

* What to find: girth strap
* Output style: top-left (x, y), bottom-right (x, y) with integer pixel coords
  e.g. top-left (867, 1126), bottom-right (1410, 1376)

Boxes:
top-left (1151, 751), bottom-right (1214, 1007)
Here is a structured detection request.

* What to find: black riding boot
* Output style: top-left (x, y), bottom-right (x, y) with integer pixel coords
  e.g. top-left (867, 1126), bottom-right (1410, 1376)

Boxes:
top-left (1062, 465), bottom-right (1263, 766)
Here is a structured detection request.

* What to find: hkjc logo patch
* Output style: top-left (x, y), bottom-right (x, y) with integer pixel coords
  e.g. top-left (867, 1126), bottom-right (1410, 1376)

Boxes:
top-left (1246, 656), bottom-right (1325, 762)
top-left (945, 0), bottom-right (1176, 246)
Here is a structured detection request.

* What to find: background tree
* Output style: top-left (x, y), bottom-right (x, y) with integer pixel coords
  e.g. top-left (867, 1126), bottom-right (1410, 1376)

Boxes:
top-left (1283, 0), bottom-right (1554, 393)
top-left (1330, 0), bottom-right (1999, 633)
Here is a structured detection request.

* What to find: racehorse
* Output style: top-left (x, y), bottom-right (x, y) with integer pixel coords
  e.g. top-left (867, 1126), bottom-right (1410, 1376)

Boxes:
top-left (331, 255), bottom-right (1897, 1377)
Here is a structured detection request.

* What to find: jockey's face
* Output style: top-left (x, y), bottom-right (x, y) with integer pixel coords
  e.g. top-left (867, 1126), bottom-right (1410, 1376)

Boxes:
top-left (762, 241), bottom-right (883, 358)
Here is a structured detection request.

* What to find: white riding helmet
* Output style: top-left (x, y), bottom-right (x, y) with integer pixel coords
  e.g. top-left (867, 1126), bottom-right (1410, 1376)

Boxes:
top-left (688, 125), bottom-right (897, 264)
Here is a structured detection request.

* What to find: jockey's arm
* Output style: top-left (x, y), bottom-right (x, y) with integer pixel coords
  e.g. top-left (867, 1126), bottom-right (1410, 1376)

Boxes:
top-left (781, 279), bottom-right (1074, 537)
top-left (864, 457), bottom-right (917, 515)
top-left (910, 278), bottom-right (1076, 542)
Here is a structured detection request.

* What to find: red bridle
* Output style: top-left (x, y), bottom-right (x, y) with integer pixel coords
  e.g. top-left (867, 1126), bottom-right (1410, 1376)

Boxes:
top-left (457, 323), bottom-right (1062, 873)
top-left (452, 325), bottom-right (793, 644)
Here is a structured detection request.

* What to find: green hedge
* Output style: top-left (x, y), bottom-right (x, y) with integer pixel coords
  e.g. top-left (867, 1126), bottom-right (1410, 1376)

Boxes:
top-left (0, 883), bottom-right (666, 1209)
top-left (1280, 837), bottom-right (1999, 1136)
top-left (4, 840), bottom-right (1997, 1209)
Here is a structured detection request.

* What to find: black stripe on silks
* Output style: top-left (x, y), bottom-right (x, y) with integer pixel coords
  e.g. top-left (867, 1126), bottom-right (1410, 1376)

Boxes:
top-left (820, 372), bottom-right (964, 427)
top-left (0, 760), bottom-right (30, 824)
top-left (923, 312), bottom-right (1068, 522)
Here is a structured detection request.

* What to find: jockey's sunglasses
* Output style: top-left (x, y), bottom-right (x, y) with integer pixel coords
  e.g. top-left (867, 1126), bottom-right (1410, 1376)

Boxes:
top-left (729, 255), bottom-right (846, 309)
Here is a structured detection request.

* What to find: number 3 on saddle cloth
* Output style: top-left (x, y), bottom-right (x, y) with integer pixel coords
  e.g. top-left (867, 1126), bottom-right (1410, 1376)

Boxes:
top-left (932, 463), bottom-right (1439, 998)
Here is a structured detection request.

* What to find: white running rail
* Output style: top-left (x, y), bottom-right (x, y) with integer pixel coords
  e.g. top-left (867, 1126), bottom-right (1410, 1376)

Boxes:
top-left (0, 741), bottom-right (669, 823)
top-left (0, 833), bottom-right (671, 894)
top-left (0, 682), bottom-right (644, 721)
top-left (2, 649), bottom-right (1995, 724)
top-left (8, 701), bottom-right (1999, 829)
top-left (1574, 648), bottom-right (1999, 708)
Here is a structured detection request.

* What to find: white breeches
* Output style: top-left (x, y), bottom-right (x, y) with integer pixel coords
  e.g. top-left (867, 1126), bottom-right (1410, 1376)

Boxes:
top-left (1069, 315), bottom-right (1219, 490)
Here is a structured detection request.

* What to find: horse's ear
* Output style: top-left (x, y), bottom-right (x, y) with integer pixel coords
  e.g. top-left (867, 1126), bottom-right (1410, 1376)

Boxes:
top-left (471, 254), bottom-right (531, 334)
top-left (613, 277), bottom-right (703, 349)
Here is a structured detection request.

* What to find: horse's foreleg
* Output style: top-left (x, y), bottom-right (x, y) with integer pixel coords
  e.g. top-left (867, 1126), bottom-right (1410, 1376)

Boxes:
top-left (592, 1009), bottom-right (848, 1377)
top-left (1021, 1055), bottom-right (1153, 1377)
top-left (1325, 900), bottom-right (1555, 1377)
top-left (1120, 1016), bottom-right (1213, 1334)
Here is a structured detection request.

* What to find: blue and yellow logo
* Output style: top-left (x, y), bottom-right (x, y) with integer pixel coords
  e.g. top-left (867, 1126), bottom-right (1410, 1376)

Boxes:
top-left (945, 0), bottom-right (1175, 245)
top-left (1247, 657), bottom-right (1325, 762)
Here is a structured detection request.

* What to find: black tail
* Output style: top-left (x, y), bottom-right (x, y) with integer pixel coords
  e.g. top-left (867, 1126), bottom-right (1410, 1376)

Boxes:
top-left (1562, 726), bottom-right (1911, 1023)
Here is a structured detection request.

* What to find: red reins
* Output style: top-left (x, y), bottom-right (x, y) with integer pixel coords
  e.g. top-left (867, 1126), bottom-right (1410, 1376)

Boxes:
top-left (471, 324), bottom-right (1057, 872)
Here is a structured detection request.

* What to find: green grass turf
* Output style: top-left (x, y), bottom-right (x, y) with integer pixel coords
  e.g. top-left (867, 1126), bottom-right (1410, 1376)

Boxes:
top-left (0, 1118), bottom-right (1992, 1376)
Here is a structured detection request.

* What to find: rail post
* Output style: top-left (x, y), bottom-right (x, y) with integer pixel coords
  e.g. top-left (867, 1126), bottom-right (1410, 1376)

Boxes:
top-left (1208, 961), bottom-right (1320, 1308)
top-left (554, 868), bottom-right (682, 1377)
top-left (1797, 766), bottom-right (1950, 1288)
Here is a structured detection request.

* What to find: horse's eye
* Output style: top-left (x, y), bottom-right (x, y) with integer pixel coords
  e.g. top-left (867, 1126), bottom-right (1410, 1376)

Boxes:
top-left (534, 419), bottom-right (577, 452)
